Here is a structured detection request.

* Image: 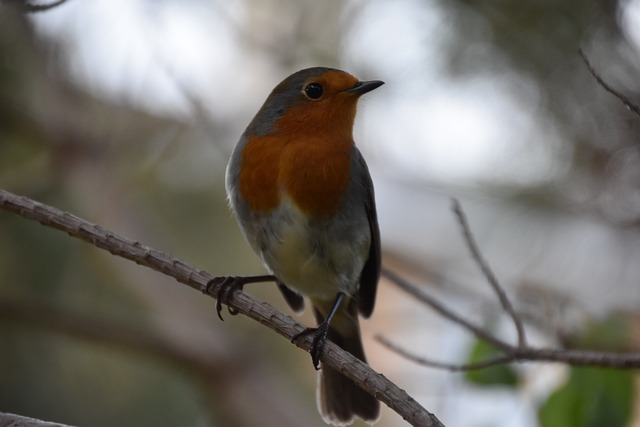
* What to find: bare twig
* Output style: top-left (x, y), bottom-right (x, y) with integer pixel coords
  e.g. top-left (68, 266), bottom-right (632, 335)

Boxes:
top-left (382, 257), bottom-right (640, 369)
top-left (380, 200), bottom-right (640, 371)
top-left (579, 48), bottom-right (640, 118)
top-left (381, 267), bottom-right (509, 352)
top-left (452, 199), bottom-right (527, 348)
top-left (0, 188), bottom-right (444, 427)
top-left (376, 335), bottom-right (514, 372)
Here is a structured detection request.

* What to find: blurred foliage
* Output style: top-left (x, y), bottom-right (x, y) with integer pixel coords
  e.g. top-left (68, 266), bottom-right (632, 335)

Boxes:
top-left (463, 339), bottom-right (518, 387)
top-left (570, 310), bottom-right (636, 352)
top-left (444, 0), bottom-right (640, 225)
top-left (538, 367), bottom-right (634, 427)
top-left (538, 311), bottom-right (638, 427)
top-left (464, 312), bottom-right (639, 426)
top-left (0, 8), bottom-right (210, 426)
top-left (0, 325), bottom-right (206, 427)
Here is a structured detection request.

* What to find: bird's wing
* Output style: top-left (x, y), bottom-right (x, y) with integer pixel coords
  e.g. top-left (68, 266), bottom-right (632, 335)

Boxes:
top-left (354, 149), bottom-right (380, 318)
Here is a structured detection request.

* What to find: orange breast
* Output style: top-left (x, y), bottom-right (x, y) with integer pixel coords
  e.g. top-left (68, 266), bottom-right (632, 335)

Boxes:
top-left (238, 134), bottom-right (352, 218)
top-left (238, 134), bottom-right (284, 212)
top-left (238, 92), bottom-right (356, 217)
top-left (279, 137), bottom-right (351, 217)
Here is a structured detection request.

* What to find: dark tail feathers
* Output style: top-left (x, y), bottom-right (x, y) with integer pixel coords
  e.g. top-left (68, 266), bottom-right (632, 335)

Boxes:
top-left (314, 305), bottom-right (380, 425)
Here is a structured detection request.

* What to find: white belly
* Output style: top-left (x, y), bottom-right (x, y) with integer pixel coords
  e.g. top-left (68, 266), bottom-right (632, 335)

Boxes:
top-left (259, 199), bottom-right (369, 300)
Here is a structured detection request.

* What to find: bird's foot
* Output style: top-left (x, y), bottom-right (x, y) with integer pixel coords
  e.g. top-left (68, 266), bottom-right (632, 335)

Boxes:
top-left (291, 321), bottom-right (330, 370)
top-left (205, 276), bottom-right (246, 321)
top-left (204, 275), bottom-right (277, 321)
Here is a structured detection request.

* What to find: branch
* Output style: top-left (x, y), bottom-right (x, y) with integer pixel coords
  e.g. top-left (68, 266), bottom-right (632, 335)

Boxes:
top-left (0, 298), bottom-right (231, 378)
top-left (381, 203), bottom-right (640, 370)
top-left (0, 297), bottom-right (327, 427)
top-left (452, 199), bottom-right (527, 348)
top-left (376, 335), bottom-right (513, 372)
top-left (0, 188), bottom-right (444, 427)
top-left (379, 325), bottom-right (640, 370)
top-left (0, 412), bottom-right (74, 427)
top-left (579, 48), bottom-right (640, 119)
top-left (381, 267), bottom-right (509, 352)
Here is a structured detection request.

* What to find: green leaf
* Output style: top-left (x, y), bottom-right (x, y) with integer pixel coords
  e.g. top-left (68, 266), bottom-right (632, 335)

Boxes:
top-left (464, 339), bottom-right (517, 387)
top-left (538, 367), bottom-right (634, 427)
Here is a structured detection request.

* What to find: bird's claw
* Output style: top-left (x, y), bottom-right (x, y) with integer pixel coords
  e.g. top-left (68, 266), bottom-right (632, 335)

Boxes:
top-left (205, 276), bottom-right (245, 321)
top-left (291, 321), bottom-right (330, 370)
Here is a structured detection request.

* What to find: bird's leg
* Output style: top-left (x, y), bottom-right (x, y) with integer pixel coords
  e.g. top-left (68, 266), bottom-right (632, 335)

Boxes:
top-left (204, 275), bottom-right (277, 320)
top-left (292, 292), bottom-right (346, 370)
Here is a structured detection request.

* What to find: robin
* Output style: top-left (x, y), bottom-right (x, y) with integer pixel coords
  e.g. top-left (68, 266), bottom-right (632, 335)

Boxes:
top-left (223, 67), bottom-right (383, 425)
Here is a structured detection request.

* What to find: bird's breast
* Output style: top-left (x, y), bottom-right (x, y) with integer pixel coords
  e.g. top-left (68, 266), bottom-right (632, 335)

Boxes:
top-left (238, 134), bottom-right (353, 218)
top-left (279, 137), bottom-right (352, 218)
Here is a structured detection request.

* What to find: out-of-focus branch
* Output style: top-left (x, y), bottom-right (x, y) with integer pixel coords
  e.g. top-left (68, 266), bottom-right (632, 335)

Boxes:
top-left (0, 297), bottom-right (318, 427)
top-left (380, 267), bottom-right (509, 352)
top-left (579, 48), bottom-right (640, 119)
top-left (380, 201), bottom-right (640, 370)
top-left (380, 319), bottom-right (640, 369)
top-left (452, 198), bottom-right (527, 348)
top-left (0, 298), bottom-right (234, 379)
top-left (0, 188), bottom-right (444, 427)
top-left (377, 336), bottom-right (513, 372)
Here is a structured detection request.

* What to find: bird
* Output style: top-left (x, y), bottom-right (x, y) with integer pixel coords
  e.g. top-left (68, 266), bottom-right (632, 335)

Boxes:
top-left (223, 67), bottom-right (383, 425)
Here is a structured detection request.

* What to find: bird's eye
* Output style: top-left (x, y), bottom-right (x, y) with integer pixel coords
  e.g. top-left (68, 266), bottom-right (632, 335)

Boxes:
top-left (304, 83), bottom-right (324, 100)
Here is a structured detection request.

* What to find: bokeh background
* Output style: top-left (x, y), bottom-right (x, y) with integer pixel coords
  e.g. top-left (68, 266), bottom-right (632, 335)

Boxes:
top-left (1, 0), bottom-right (640, 426)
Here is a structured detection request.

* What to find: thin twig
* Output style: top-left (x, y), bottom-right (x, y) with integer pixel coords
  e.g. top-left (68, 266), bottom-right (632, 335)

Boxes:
top-left (579, 48), bottom-right (640, 119)
top-left (376, 335), bottom-right (514, 372)
top-left (381, 267), bottom-right (509, 352)
top-left (452, 198), bottom-right (527, 348)
top-left (382, 269), bottom-right (640, 369)
top-left (0, 188), bottom-right (444, 427)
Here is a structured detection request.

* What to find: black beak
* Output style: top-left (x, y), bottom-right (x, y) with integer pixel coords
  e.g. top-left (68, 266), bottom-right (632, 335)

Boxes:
top-left (348, 80), bottom-right (385, 96)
